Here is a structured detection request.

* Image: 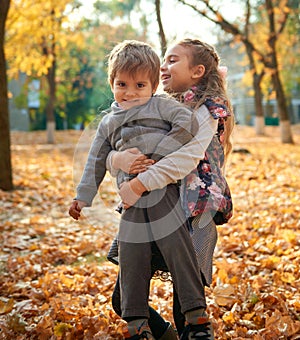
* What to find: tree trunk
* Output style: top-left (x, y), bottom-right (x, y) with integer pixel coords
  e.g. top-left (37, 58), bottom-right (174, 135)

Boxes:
top-left (272, 72), bottom-right (293, 143)
top-left (155, 0), bottom-right (167, 58)
top-left (280, 120), bottom-right (294, 144)
top-left (244, 2), bottom-right (265, 136)
top-left (42, 13), bottom-right (57, 144)
top-left (47, 121), bottom-right (55, 144)
top-left (265, 0), bottom-right (293, 143)
top-left (45, 60), bottom-right (56, 144)
top-left (253, 73), bottom-right (265, 135)
top-left (245, 39), bottom-right (265, 136)
top-left (0, 0), bottom-right (13, 191)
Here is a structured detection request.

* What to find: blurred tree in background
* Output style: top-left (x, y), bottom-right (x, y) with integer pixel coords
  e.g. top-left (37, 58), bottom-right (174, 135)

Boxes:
top-left (177, 0), bottom-right (299, 143)
top-left (6, 0), bottom-right (82, 142)
top-left (5, 0), bottom-right (148, 142)
top-left (0, 0), bottom-right (13, 191)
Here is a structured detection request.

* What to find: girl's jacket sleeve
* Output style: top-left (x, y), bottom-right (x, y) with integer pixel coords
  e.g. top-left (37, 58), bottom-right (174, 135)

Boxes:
top-left (137, 105), bottom-right (218, 191)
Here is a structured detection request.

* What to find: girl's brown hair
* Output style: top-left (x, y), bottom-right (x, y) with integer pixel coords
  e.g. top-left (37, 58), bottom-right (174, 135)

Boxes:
top-left (107, 40), bottom-right (160, 90)
top-left (177, 38), bottom-right (235, 159)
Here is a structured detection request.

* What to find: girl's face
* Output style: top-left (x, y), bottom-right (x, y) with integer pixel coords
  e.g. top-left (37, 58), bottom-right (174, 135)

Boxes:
top-left (161, 44), bottom-right (203, 93)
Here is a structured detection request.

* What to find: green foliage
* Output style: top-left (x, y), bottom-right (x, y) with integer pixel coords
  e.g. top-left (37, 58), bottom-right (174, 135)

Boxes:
top-left (13, 92), bottom-right (27, 110)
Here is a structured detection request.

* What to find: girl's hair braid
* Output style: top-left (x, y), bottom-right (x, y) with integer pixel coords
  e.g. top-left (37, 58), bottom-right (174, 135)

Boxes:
top-left (177, 38), bottom-right (235, 159)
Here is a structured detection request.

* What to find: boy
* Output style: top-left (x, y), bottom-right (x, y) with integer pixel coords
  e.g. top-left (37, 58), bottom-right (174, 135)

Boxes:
top-left (69, 40), bottom-right (213, 339)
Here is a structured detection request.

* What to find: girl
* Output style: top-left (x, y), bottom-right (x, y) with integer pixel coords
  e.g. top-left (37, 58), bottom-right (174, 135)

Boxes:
top-left (108, 39), bottom-right (234, 339)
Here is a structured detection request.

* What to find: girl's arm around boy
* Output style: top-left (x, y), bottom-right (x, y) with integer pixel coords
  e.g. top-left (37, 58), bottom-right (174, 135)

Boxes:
top-left (119, 105), bottom-right (218, 207)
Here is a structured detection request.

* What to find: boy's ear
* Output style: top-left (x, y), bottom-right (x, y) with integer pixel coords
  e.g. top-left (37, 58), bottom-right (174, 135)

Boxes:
top-left (192, 65), bottom-right (205, 79)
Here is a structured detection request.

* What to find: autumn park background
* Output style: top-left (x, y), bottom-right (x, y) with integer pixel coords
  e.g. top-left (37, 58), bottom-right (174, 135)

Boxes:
top-left (0, 1), bottom-right (300, 339)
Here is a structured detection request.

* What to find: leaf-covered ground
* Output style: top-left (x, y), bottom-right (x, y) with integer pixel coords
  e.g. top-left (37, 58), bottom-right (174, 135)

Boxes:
top-left (1, 126), bottom-right (300, 339)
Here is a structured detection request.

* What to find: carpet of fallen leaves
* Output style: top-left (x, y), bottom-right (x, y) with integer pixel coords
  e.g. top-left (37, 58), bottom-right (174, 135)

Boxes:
top-left (1, 125), bottom-right (300, 340)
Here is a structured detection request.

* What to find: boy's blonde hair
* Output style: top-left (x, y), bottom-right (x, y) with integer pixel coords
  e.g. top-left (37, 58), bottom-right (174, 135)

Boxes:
top-left (176, 39), bottom-right (235, 159)
top-left (108, 40), bottom-right (160, 89)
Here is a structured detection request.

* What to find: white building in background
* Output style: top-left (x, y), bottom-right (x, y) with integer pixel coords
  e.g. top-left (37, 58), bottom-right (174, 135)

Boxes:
top-left (8, 73), bottom-right (30, 131)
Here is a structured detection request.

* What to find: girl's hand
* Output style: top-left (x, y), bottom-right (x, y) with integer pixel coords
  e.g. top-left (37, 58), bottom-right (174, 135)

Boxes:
top-left (119, 178), bottom-right (147, 208)
top-left (69, 200), bottom-right (87, 220)
top-left (112, 148), bottom-right (155, 174)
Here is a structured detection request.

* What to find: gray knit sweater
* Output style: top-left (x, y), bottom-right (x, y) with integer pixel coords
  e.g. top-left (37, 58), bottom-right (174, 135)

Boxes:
top-left (76, 95), bottom-right (217, 206)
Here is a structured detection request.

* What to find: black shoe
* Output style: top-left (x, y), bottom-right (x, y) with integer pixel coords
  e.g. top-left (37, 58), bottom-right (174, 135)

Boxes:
top-left (180, 318), bottom-right (214, 340)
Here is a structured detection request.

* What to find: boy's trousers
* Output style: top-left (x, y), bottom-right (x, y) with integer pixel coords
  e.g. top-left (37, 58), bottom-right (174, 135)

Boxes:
top-left (118, 183), bottom-right (206, 319)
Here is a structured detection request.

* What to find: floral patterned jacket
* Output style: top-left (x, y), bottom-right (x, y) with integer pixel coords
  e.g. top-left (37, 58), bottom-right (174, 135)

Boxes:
top-left (180, 96), bottom-right (233, 225)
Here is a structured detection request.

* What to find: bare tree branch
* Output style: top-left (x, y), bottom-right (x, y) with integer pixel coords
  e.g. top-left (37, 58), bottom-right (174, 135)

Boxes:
top-left (155, 0), bottom-right (167, 57)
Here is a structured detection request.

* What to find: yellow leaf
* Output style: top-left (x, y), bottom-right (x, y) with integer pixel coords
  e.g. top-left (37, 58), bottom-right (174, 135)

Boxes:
top-left (281, 272), bottom-right (295, 283)
top-left (222, 311), bottom-right (235, 325)
top-left (54, 322), bottom-right (73, 336)
top-left (0, 298), bottom-right (14, 314)
top-left (229, 276), bottom-right (239, 284)
top-left (216, 268), bottom-right (228, 282)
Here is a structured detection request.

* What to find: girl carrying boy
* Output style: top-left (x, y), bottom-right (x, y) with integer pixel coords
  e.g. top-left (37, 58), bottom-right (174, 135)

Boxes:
top-left (69, 40), bottom-right (219, 340)
top-left (108, 39), bottom-right (234, 339)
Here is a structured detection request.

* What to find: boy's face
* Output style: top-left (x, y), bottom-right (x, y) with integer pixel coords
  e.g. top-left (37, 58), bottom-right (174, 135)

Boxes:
top-left (111, 70), bottom-right (157, 110)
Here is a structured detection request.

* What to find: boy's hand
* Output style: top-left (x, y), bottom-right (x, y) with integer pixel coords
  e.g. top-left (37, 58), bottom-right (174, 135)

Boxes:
top-left (119, 178), bottom-right (147, 209)
top-left (69, 200), bottom-right (87, 220)
top-left (112, 148), bottom-right (154, 174)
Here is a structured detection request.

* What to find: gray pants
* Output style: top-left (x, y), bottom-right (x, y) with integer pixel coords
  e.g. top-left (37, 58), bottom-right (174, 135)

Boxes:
top-left (118, 184), bottom-right (206, 319)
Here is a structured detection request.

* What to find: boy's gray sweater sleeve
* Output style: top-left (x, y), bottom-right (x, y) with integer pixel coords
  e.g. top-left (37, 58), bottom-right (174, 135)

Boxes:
top-left (76, 121), bottom-right (112, 206)
top-left (137, 105), bottom-right (217, 191)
